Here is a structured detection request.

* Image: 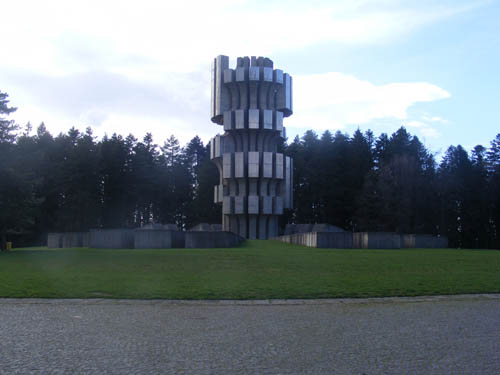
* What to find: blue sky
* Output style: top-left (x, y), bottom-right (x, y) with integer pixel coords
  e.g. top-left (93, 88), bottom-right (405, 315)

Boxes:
top-left (1, 0), bottom-right (498, 157)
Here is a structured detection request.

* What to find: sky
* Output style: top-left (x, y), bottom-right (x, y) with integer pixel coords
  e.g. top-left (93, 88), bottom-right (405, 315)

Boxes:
top-left (1, 0), bottom-right (499, 157)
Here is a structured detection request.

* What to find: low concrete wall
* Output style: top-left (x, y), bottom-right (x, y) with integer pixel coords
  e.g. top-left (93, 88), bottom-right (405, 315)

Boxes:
top-left (190, 223), bottom-right (212, 231)
top-left (47, 233), bottom-right (62, 248)
top-left (402, 234), bottom-right (449, 248)
top-left (353, 232), bottom-right (401, 249)
top-left (278, 232), bottom-right (319, 247)
top-left (134, 230), bottom-right (185, 249)
top-left (190, 223), bottom-right (224, 231)
top-left (90, 229), bottom-right (135, 249)
top-left (185, 231), bottom-right (244, 248)
top-left (277, 232), bottom-right (353, 248)
top-left (284, 223), bottom-right (344, 236)
top-left (47, 232), bottom-right (89, 248)
top-left (62, 232), bottom-right (89, 248)
top-left (316, 232), bottom-right (353, 248)
top-left (311, 224), bottom-right (345, 233)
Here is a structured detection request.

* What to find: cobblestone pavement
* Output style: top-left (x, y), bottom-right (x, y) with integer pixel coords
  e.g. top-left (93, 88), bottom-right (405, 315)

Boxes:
top-left (1, 295), bottom-right (499, 374)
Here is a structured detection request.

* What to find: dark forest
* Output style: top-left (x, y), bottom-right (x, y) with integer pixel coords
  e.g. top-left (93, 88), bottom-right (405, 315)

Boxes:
top-left (1, 91), bottom-right (499, 249)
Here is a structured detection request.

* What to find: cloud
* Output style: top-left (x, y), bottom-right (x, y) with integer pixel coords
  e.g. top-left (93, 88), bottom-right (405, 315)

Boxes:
top-left (288, 72), bottom-right (451, 133)
top-left (2, 65), bottom-right (452, 146)
top-left (1, 0), bottom-right (486, 75)
top-left (422, 115), bottom-right (449, 124)
top-left (0, 0), bottom-right (480, 145)
top-left (405, 120), bottom-right (440, 139)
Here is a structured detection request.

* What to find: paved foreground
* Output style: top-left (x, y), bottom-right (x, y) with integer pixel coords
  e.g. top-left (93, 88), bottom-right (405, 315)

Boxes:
top-left (1, 295), bottom-right (499, 374)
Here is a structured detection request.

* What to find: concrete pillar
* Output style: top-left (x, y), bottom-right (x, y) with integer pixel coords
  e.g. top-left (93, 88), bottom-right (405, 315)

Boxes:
top-left (209, 56), bottom-right (293, 239)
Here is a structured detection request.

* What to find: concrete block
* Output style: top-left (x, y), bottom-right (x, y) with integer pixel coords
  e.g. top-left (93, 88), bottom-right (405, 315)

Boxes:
top-left (316, 232), bottom-right (353, 248)
top-left (62, 232), bottom-right (90, 248)
top-left (280, 126), bottom-right (287, 139)
top-left (262, 196), bottom-right (273, 214)
top-left (90, 229), bottom-right (135, 249)
top-left (273, 196), bottom-right (283, 215)
top-left (238, 215), bottom-right (248, 238)
top-left (223, 68), bottom-right (234, 83)
top-left (276, 73), bottom-right (292, 116)
top-left (249, 109), bottom-right (259, 129)
top-left (214, 185), bottom-right (223, 203)
top-left (236, 67), bottom-right (246, 82)
top-left (248, 216), bottom-right (257, 239)
top-left (248, 196), bottom-right (259, 214)
top-left (274, 69), bottom-right (283, 84)
top-left (263, 152), bottom-right (273, 178)
top-left (223, 153), bottom-right (233, 179)
top-left (234, 196), bottom-right (246, 214)
top-left (211, 55), bottom-right (230, 123)
top-left (258, 216), bottom-right (268, 240)
top-left (275, 232), bottom-right (353, 249)
top-left (217, 135), bottom-right (223, 157)
top-left (223, 111), bottom-right (233, 131)
top-left (274, 111), bottom-right (283, 131)
top-left (263, 67), bottom-right (273, 82)
top-left (249, 66), bottom-right (259, 81)
top-left (163, 224), bottom-right (179, 231)
top-left (295, 224), bottom-right (313, 233)
top-left (210, 224), bottom-right (222, 231)
top-left (223, 196), bottom-right (233, 215)
top-left (139, 223), bottom-right (164, 230)
top-left (210, 134), bottom-right (223, 159)
top-left (47, 233), bottom-right (62, 248)
top-left (235, 152), bottom-right (244, 178)
top-left (185, 231), bottom-right (244, 248)
top-left (248, 152), bottom-right (259, 177)
top-left (235, 109), bottom-right (245, 129)
top-left (238, 180), bottom-right (247, 195)
top-left (275, 153), bottom-right (284, 179)
top-left (190, 223), bottom-right (212, 231)
top-left (312, 224), bottom-right (344, 233)
top-left (353, 232), bottom-right (401, 249)
top-left (403, 234), bottom-right (449, 248)
top-left (134, 230), bottom-right (185, 249)
top-left (268, 216), bottom-right (278, 238)
top-left (284, 224), bottom-right (296, 235)
top-left (263, 110), bottom-right (273, 129)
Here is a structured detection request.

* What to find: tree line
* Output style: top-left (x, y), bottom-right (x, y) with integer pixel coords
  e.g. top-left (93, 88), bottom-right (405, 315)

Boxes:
top-left (1, 90), bottom-right (499, 249)
top-left (286, 128), bottom-right (500, 249)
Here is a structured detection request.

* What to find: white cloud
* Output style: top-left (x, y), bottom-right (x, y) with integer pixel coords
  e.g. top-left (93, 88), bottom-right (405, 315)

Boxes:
top-left (1, 0), bottom-right (485, 74)
top-left (0, 0), bottom-right (479, 145)
top-left (422, 115), bottom-right (449, 124)
top-left (288, 72), bottom-right (450, 133)
top-left (405, 120), bottom-right (441, 139)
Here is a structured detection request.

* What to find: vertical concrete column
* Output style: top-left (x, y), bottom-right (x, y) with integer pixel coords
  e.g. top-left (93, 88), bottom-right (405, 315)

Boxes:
top-left (210, 56), bottom-right (293, 239)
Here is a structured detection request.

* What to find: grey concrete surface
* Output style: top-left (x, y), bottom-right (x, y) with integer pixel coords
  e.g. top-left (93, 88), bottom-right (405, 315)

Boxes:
top-left (277, 232), bottom-right (354, 248)
top-left (184, 231), bottom-right (243, 248)
top-left (90, 229), bottom-right (134, 249)
top-left (210, 55), bottom-right (293, 239)
top-left (134, 229), bottom-right (185, 249)
top-left (1, 295), bottom-right (499, 374)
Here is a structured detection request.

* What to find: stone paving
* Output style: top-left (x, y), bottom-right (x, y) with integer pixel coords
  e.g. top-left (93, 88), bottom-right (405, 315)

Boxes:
top-left (1, 295), bottom-right (500, 374)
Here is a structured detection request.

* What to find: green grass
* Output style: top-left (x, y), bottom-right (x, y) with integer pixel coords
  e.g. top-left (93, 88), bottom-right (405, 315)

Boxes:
top-left (1, 240), bottom-right (499, 299)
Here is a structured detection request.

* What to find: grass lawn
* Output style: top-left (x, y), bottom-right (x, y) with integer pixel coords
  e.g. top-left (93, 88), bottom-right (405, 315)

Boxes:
top-left (1, 240), bottom-right (499, 299)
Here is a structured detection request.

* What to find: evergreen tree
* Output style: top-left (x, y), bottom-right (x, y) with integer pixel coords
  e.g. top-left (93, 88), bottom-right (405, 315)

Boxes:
top-left (486, 134), bottom-right (500, 248)
top-left (0, 92), bottom-right (37, 249)
top-left (0, 91), bottom-right (19, 143)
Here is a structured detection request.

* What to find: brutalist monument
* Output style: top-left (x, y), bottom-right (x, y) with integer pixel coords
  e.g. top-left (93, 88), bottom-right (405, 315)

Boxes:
top-left (209, 55), bottom-right (293, 239)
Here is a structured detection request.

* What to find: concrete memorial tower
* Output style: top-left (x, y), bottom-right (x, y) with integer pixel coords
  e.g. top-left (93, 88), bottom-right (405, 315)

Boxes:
top-left (209, 55), bottom-right (293, 239)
